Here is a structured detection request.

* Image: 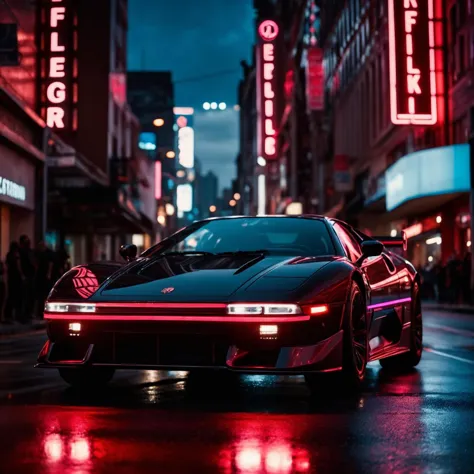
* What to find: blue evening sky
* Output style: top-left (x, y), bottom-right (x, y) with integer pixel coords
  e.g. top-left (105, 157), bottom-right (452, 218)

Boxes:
top-left (128, 0), bottom-right (255, 191)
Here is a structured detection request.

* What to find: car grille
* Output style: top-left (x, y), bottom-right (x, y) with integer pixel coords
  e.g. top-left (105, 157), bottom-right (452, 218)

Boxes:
top-left (91, 332), bottom-right (229, 366)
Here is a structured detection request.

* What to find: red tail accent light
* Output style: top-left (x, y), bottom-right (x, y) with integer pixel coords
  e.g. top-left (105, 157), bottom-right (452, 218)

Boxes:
top-left (302, 304), bottom-right (329, 316)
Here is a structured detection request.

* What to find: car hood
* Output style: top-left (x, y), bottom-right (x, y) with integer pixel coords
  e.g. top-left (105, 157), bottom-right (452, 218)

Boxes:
top-left (91, 254), bottom-right (334, 302)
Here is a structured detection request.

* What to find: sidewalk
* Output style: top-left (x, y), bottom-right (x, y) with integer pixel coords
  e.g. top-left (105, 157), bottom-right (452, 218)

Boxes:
top-left (0, 320), bottom-right (46, 337)
top-left (423, 301), bottom-right (474, 315)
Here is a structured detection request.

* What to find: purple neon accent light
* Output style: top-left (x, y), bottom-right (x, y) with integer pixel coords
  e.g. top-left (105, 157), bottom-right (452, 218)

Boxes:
top-left (367, 297), bottom-right (412, 311)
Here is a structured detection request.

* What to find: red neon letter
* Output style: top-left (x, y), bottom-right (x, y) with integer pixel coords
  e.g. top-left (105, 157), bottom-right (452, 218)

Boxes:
top-left (404, 0), bottom-right (418, 7)
top-left (264, 100), bottom-right (273, 117)
top-left (405, 11), bottom-right (417, 33)
top-left (50, 57), bottom-right (66, 78)
top-left (265, 137), bottom-right (276, 155)
top-left (47, 82), bottom-right (66, 103)
top-left (50, 7), bottom-right (65, 27)
top-left (263, 44), bottom-right (274, 61)
top-left (264, 82), bottom-right (274, 99)
top-left (265, 119), bottom-right (275, 135)
top-left (46, 107), bottom-right (65, 128)
top-left (51, 32), bottom-right (65, 52)
top-left (263, 63), bottom-right (274, 80)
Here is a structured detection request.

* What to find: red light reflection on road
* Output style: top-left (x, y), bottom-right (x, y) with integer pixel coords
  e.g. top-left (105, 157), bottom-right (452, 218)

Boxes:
top-left (44, 434), bottom-right (63, 462)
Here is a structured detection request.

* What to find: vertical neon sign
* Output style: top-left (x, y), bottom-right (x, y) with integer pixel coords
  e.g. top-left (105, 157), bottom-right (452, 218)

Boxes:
top-left (257, 20), bottom-right (279, 160)
top-left (388, 0), bottom-right (437, 125)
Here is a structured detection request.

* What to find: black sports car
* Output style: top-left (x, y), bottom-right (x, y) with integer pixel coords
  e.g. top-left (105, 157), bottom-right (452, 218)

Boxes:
top-left (37, 215), bottom-right (422, 392)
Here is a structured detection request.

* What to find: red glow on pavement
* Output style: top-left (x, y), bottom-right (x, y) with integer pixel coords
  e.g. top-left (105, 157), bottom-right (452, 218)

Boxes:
top-left (235, 447), bottom-right (262, 471)
top-left (44, 434), bottom-right (63, 462)
top-left (70, 438), bottom-right (90, 462)
top-left (265, 446), bottom-right (293, 473)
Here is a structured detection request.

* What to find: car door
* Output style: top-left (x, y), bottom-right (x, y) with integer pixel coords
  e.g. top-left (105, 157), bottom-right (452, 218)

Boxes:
top-left (331, 222), bottom-right (401, 344)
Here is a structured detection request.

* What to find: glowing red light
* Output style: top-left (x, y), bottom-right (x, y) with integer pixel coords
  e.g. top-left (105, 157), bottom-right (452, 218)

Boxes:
top-left (265, 447), bottom-right (293, 473)
top-left (44, 434), bottom-right (63, 462)
top-left (177, 116), bottom-right (187, 128)
top-left (45, 0), bottom-right (67, 128)
top-left (72, 267), bottom-right (99, 299)
top-left (258, 20), bottom-right (279, 41)
top-left (388, 0), bottom-right (438, 125)
top-left (257, 21), bottom-right (278, 161)
top-left (235, 447), bottom-right (261, 471)
top-left (70, 438), bottom-right (90, 462)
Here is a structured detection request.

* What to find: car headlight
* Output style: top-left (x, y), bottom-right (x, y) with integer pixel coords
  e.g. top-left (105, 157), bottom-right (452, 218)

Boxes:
top-left (45, 302), bottom-right (96, 313)
top-left (227, 304), bottom-right (301, 315)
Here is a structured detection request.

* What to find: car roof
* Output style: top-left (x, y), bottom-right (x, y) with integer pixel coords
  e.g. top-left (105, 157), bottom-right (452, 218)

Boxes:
top-left (195, 214), bottom-right (329, 224)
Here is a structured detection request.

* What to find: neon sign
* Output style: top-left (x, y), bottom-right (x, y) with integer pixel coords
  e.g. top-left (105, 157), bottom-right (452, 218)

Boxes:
top-left (257, 19), bottom-right (279, 161)
top-left (178, 126), bottom-right (194, 168)
top-left (388, 0), bottom-right (437, 125)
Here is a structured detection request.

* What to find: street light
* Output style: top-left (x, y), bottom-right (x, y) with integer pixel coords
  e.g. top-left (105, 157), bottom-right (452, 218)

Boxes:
top-left (218, 102), bottom-right (226, 110)
top-left (209, 205), bottom-right (217, 213)
top-left (176, 170), bottom-right (186, 178)
top-left (257, 156), bottom-right (266, 167)
top-left (233, 193), bottom-right (241, 201)
top-left (210, 102), bottom-right (218, 110)
top-left (229, 199), bottom-right (237, 207)
top-left (166, 151), bottom-right (175, 158)
top-left (153, 118), bottom-right (164, 127)
top-left (165, 203), bottom-right (175, 216)
top-left (203, 102), bottom-right (211, 110)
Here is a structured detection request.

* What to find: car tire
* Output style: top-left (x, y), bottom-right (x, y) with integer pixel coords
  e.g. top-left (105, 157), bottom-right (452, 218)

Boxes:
top-left (58, 367), bottom-right (115, 388)
top-left (379, 283), bottom-right (423, 371)
top-left (305, 281), bottom-right (368, 394)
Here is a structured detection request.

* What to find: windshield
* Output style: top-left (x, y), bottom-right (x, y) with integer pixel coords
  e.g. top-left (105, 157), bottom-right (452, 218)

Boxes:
top-left (143, 217), bottom-right (336, 257)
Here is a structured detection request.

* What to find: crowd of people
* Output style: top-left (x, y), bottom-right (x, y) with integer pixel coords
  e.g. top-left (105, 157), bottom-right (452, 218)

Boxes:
top-left (418, 252), bottom-right (472, 304)
top-left (0, 235), bottom-right (70, 324)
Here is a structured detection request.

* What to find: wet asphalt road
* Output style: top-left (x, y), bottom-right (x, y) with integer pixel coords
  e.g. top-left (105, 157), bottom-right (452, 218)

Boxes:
top-left (0, 308), bottom-right (473, 474)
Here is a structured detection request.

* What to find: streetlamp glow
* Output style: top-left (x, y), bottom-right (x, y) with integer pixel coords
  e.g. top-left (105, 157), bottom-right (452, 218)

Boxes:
top-left (218, 102), bottom-right (226, 110)
top-left (229, 199), bottom-right (237, 207)
top-left (153, 118), bottom-right (164, 127)
top-left (210, 102), bottom-right (218, 110)
top-left (209, 205), bottom-right (217, 213)
top-left (203, 102), bottom-right (211, 110)
top-left (257, 156), bottom-right (266, 167)
top-left (233, 193), bottom-right (241, 201)
top-left (166, 151), bottom-right (176, 158)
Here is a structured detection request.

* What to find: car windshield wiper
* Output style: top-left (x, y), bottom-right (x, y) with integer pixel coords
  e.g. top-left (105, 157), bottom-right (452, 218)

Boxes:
top-left (160, 251), bottom-right (216, 256)
top-left (214, 250), bottom-right (269, 256)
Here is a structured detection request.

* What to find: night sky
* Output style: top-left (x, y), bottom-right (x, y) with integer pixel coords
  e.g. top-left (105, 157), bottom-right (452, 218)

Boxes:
top-left (128, 0), bottom-right (255, 191)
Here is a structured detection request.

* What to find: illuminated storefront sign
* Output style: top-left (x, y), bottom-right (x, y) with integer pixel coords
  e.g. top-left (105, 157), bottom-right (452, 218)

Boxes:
top-left (388, 0), bottom-right (437, 125)
top-left (306, 47), bottom-right (324, 111)
top-left (257, 19), bottom-right (279, 161)
top-left (0, 176), bottom-right (26, 202)
top-left (178, 126), bottom-right (194, 168)
top-left (177, 184), bottom-right (193, 214)
top-left (385, 144), bottom-right (470, 211)
top-left (42, 0), bottom-right (75, 129)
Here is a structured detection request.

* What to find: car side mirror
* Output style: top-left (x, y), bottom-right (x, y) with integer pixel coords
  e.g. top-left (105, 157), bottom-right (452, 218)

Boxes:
top-left (119, 244), bottom-right (137, 262)
top-left (357, 240), bottom-right (384, 265)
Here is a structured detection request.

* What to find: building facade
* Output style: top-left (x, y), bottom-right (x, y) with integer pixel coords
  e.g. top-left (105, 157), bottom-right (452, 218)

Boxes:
top-left (37, 0), bottom-right (149, 264)
top-left (0, 0), bottom-right (47, 258)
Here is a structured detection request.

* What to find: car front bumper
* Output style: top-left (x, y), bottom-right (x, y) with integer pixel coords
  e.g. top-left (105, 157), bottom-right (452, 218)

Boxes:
top-left (36, 308), bottom-right (344, 374)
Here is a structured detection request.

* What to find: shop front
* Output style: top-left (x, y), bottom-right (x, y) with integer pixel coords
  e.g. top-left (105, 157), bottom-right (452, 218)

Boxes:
top-left (385, 144), bottom-right (471, 267)
top-left (0, 87), bottom-right (46, 259)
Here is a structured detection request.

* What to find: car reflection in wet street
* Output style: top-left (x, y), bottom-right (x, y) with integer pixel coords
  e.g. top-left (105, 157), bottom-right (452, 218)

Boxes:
top-left (1, 308), bottom-right (474, 474)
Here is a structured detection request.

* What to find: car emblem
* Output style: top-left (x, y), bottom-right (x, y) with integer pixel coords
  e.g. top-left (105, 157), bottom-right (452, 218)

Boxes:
top-left (161, 287), bottom-right (175, 294)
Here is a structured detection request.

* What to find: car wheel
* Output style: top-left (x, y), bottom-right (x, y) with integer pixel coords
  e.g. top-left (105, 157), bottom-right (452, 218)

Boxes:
top-left (379, 283), bottom-right (423, 372)
top-left (58, 367), bottom-right (115, 388)
top-left (305, 281), bottom-right (368, 394)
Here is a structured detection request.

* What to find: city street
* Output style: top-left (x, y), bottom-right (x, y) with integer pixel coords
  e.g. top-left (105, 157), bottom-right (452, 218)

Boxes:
top-left (0, 308), bottom-right (473, 473)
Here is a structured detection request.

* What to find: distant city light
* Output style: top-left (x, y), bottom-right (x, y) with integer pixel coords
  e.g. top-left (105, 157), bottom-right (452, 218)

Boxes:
top-left (210, 102), bottom-right (218, 110)
top-left (139, 142), bottom-right (156, 151)
top-left (468, 240), bottom-right (472, 247)
top-left (177, 184), bottom-right (193, 213)
top-left (209, 205), bottom-right (217, 213)
top-left (166, 151), bottom-right (176, 158)
top-left (176, 170), bottom-right (186, 178)
top-left (286, 202), bottom-right (303, 215)
top-left (233, 193), bottom-right (241, 201)
top-left (173, 124), bottom-right (179, 131)
top-left (153, 118), bottom-right (164, 127)
top-left (218, 102), bottom-right (226, 110)
top-left (203, 102), bottom-right (211, 110)
top-left (257, 156), bottom-right (266, 167)
top-left (165, 203), bottom-right (175, 216)
top-left (177, 116), bottom-right (188, 128)
top-left (178, 126), bottom-right (194, 168)
top-left (173, 107), bottom-right (194, 115)
top-left (229, 199), bottom-right (237, 207)
top-left (390, 229), bottom-right (397, 237)
top-left (436, 215), bottom-right (442, 224)
top-left (258, 174), bottom-right (266, 215)
top-left (154, 161), bottom-right (162, 200)
top-left (234, 105), bottom-right (240, 111)
top-left (157, 215), bottom-right (166, 225)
